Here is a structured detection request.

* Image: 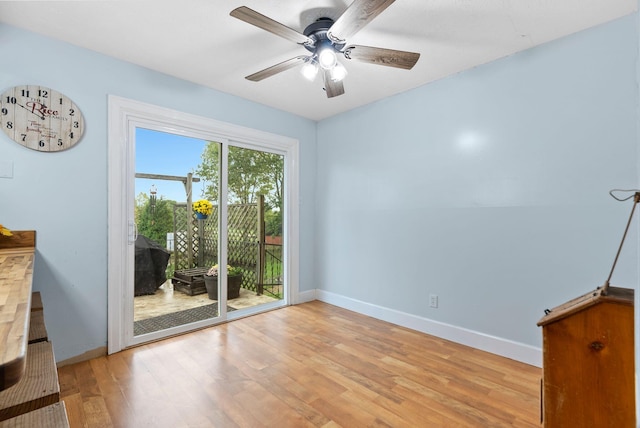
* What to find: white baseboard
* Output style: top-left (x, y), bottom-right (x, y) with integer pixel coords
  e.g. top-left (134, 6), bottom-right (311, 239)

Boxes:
top-left (315, 289), bottom-right (542, 367)
top-left (57, 346), bottom-right (107, 367)
top-left (296, 289), bottom-right (317, 304)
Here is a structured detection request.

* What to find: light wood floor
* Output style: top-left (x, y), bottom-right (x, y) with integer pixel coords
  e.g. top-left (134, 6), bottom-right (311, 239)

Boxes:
top-left (58, 301), bottom-right (542, 427)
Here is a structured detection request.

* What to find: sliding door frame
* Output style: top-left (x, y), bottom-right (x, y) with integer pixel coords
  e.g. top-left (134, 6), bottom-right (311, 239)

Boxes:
top-left (107, 95), bottom-right (299, 354)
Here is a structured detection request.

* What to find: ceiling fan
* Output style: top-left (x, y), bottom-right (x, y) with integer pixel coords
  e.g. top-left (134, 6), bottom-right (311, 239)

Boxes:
top-left (230, 0), bottom-right (420, 98)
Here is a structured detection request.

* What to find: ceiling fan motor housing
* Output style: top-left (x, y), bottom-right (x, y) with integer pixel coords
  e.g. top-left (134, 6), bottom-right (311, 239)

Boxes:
top-left (303, 17), bottom-right (345, 54)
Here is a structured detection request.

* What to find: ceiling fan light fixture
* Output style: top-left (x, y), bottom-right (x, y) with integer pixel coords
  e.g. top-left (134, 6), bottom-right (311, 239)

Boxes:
top-left (301, 59), bottom-right (319, 81)
top-left (330, 62), bottom-right (348, 82)
top-left (231, 3), bottom-right (421, 99)
top-left (318, 46), bottom-right (337, 70)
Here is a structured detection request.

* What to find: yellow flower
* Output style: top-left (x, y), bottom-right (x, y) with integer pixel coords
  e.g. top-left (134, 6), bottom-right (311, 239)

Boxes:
top-left (192, 199), bottom-right (213, 216)
top-left (0, 224), bottom-right (12, 237)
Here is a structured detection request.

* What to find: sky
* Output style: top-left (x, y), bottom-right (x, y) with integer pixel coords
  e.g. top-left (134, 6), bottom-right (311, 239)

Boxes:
top-left (135, 128), bottom-right (210, 203)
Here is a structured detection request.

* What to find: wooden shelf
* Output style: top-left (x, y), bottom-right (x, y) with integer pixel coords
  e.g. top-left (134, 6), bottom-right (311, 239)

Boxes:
top-left (0, 402), bottom-right (69, 428)
top-left (0, 230), bottom-right (68, 425)
top-left (0, 341), bottom-right (60, 421)
top-left (30, 292), bottom-right (43, 313)
top-left (0, 231), bottom-right (36, 392)
top-left (28, 311), bottom-right (48, 345)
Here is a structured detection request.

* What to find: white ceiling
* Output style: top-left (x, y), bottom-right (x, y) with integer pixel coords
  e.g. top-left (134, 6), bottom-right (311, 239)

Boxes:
top-left (0, 0), bottom-right (636, 121)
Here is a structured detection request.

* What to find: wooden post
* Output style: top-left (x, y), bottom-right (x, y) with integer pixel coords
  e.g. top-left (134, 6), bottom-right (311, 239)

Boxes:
top-left (186, 172), bottom-right (194, 268)
top-left (197, 219), bottom-right (205, 268)
top-left (134, 172), bottom-right (201, 270)
top-left (257, 195), bottom-right (265, 296)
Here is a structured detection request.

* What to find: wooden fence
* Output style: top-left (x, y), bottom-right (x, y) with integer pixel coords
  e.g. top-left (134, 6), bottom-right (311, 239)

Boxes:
top-left (171, 195), bottom-right (281, 294)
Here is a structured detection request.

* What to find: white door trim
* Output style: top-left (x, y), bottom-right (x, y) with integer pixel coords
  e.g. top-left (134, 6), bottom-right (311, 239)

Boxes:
top-left (107, 95), bottom-right (300, 354)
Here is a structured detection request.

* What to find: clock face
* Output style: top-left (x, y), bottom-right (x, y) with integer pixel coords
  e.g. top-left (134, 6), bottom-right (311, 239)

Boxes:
top-left (0, 85), bottom-right (84, 152)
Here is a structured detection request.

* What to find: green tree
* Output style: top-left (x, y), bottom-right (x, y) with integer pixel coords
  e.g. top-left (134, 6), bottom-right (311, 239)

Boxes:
top-left (255, 151), bottom-right (283, 212)
top-left (228, 147), bottom-right (273, 204)
top-left (196, 143), bottom-right (284, 208)
top-left (264, 209), bottom-right (282, 236)
top-left (196, 142), bottom-right (220, 202)
top-left (135, 193), bottom-right (176, 246)
top-left (135, 192), bottom-right (149, 222)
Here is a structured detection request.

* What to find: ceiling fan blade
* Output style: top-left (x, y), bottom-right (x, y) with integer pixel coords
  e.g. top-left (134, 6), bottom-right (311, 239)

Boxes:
top-left (343, 45), bottom-right (420, 70)
top-left (231, 6), bottom-right (313, 45)
top-left (322, 68), bottom-right (345, 98)
top-left (246, 56), bottom-right (308, 81)
top-left (328, 0), bottom-right (396, 43)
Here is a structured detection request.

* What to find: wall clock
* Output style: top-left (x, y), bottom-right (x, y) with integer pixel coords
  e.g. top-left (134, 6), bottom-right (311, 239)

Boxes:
top-left (0, 85), bottom-right (85, 152)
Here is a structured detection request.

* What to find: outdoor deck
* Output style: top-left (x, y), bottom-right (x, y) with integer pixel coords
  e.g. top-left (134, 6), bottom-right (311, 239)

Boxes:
top-left (134, 280), bottom-right (279, 322)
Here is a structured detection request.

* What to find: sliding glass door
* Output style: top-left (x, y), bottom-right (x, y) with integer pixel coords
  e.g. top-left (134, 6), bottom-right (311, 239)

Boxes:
top-left (129, 130), bottom-right (286, 344)
top-left (133, 129), bottom-right (222, 337)
top-left (107, 96), bottom-right (298, 354)
top-left (225, 145), bottom-right (285, 312)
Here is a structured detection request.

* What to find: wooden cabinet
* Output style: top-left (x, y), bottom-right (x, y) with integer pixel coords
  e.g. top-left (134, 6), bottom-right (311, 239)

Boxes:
top-left (0, 231), bottom-right (69, 427)
top-left (537, 286), bottom-right (635, 427)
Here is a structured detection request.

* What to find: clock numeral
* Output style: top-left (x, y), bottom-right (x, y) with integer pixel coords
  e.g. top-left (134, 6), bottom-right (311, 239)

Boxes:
top-left (59, 98), bottom-right (63, 105)
top-left (58, 139), bottom-right (63, 146)
top-left (38, 90), bottom-right (48, 98)
top-left (38, 140), bottom-right (46, 148)
top-left (5, 96), bottom-right (16, 104)
top-left (6, 121), bottom-right (12, 129)
top-left (73, 121), bottom-right (79, 128)
top-left (69, 132), bottom-right (74, 139)
top-left (69, 108), bottom-right (75, 116)
top-left (21, 89), bottom-right (29, 97)
top-left (20, 134), bottom-right (26, 142)
top-left (1, 108), bottom-right (7, 115)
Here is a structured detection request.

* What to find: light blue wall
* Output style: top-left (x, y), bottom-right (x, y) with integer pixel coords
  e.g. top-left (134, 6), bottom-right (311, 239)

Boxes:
top-left (316, 14), bottom-right (639, 349)
top-left (0, 24), bottom-right (317, 361)
top-left (2, 12), bottom-right (639, 362)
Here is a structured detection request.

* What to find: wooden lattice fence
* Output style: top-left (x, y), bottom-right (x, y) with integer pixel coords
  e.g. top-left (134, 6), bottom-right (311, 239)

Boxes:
top-left (172, 203), bottom-right (259, 292)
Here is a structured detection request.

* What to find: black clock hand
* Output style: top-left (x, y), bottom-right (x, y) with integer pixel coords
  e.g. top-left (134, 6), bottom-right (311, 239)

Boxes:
top-left (15, 102), bottom-right (45, 120)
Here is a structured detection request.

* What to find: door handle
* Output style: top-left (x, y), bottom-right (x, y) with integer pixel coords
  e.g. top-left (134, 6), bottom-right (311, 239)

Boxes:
top-left (128, 221), bottom-right (138, 244)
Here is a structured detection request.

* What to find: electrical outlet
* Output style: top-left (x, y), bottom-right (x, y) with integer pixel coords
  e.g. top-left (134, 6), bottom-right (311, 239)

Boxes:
top-left (429, 294), bottom-right (438, 308)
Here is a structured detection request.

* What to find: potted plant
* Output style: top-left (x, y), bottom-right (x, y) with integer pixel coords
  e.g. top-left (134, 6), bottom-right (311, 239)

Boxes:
top-left (203, 264), bottom-right (243, 300)
top-left (193, 199), bottom-right (213, 220)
